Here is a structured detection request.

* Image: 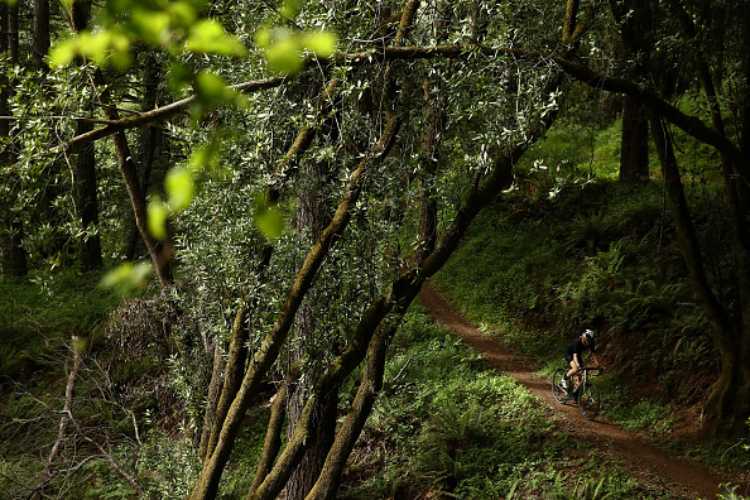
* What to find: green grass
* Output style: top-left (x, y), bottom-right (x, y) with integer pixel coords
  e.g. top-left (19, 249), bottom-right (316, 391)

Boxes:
top-left (0, 269), bottom-right (120, 382)
top-left (342, 308), bottom-right (669, 499)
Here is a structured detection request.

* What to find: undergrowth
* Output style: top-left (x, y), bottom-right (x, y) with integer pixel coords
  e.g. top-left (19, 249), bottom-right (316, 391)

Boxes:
top-left (0, 269), bottom-right (118, 383)
top-left (342, 308), bottom-right (667, 499)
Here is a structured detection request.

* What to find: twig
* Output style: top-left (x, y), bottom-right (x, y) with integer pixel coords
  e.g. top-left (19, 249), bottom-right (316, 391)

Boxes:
top-left (35, 338), bottom-right (82, 493)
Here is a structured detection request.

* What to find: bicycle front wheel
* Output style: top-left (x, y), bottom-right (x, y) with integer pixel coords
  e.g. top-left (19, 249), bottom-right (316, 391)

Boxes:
top-left (551, 368), bottom-right (567, 403)
top-left (578, 380), bottom-right (601, 418)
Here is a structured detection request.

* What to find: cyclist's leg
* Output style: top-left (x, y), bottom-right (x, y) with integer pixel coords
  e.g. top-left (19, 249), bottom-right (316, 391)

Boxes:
top-left (569, 355), bottom-right (583, 391)
top-left (566, 356), bottom-right (579, 379)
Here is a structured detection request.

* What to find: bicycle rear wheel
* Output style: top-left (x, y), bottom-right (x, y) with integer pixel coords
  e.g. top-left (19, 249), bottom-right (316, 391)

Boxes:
top-left (578, 380), bottom-right (600, 418)
top-left (551, 368), bottom-right (567, 403)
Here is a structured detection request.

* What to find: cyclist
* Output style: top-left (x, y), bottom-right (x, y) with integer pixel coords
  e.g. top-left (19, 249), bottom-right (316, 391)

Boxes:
top-left (560, 329), bottom-right (600, 396)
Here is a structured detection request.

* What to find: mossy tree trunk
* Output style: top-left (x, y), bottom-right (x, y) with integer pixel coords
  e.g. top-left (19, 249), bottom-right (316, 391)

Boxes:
top-left (285, 157), bottom-right (339, 500)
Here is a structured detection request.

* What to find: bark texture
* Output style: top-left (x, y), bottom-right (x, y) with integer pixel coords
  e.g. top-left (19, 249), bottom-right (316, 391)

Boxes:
top-left (73, 118), bottom-right (103, 271)
top-left (611, 0), bottom-right (651, 182)
top-left (249, 385), bottom-right (288, 495)
top-left (199, 341), bottom-right (225, 462)
top-left (619, 95), bottom-right (649, 182)
top-left (32, 0), bottom-right (50, 69)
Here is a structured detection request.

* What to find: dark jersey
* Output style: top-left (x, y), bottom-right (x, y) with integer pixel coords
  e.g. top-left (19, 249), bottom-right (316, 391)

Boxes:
top-left (565, 336), bottom-right (596, 365)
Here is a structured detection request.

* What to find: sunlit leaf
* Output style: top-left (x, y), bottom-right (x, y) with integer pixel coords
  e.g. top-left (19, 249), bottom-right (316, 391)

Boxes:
top-left (81, 32), bottom-right (110, 65)
top-left (265, 37), bottom-right (303, 74)
top-left (168, 62), bottom-right (193, 93)
top-left (49, 40), bottom-right (77, 68)
top-left (280, 0), bottom-right (302, 19)
top-left (165, 167), bottom-right (195, 212)
top-left (168, 2), bottom-right (197, 27)
top-left (301, 31), bottom-right (337, 58)
top-left (196, 70), bottom-right (229, 101)
top-left (255, 207), bottom-right (284, 240)
top-left (132, 9), bottom-right (171, 45)
top-left (255, 27), bottom-right (272, 48)
top-left (100, 261), bottom-right (153, 296)
top-left (147, 199), bottom-right (169, 240)
top-left (186, 19), bottom-right (247, 57)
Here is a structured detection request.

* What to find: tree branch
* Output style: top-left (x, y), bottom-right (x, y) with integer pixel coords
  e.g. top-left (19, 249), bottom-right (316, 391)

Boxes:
top-left (189, 113), bottom-right (400, 500)
top-left (63, 77), bottom-right (285, 152)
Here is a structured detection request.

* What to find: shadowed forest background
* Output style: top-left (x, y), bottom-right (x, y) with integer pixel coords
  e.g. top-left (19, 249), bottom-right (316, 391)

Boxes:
top-left (1, 0), bottom-right (750, 498)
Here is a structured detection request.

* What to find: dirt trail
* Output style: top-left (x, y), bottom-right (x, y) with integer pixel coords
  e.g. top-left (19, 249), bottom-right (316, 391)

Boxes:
top-left (419, 284), bottom-right (729, 499)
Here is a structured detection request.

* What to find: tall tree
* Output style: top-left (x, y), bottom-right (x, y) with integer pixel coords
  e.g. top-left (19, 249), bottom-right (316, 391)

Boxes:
top-left (70, 0), bottom-right (103, 270)
top-left (32, 0), bottom-right (50, 69)
top-left (611, 0), bottom-right (651, 182)
top-left (1, 1), bottom-right (28, 277)
top-left (125, 52), bottom-right (166, 260)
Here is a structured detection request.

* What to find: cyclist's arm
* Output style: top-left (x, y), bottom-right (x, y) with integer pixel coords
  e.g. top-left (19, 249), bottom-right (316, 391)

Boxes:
top-left (574, 352), bottom-right (583, 370)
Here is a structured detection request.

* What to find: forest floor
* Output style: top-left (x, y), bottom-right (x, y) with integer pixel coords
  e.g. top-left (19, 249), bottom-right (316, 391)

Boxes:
top-left (419, 283), bottom-right (738, 499)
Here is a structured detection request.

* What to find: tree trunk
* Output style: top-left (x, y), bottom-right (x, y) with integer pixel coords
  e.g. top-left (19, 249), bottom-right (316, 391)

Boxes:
top-left (199, 341), bottom-right (225, 462)
top-left (1, 3), bottom-right (28, 277)
top-left (249, 385), bottom-right (288, 494)
top-left (612, 0), bottom-right (651, 182)
top-left (284, 157), bottom-right (338, 500)
top-left (284, 386), bottom-right (338, 500)
top-left (416, 79), bottom-right (443, 262)
top-left (67, 0), bottom-right (102, 270)
top-left (704, 335), bottom-right (750, 434)
top-left (32, 0), bottom-right (50, 70)
top-left (74, 118), bottom-right (103, 271)
top-left (650, 115), bottom-right (750, 434)
top-left (619, 95), bottom-right (649, 182)
top-left (126, 52), bottom-right (165, 260)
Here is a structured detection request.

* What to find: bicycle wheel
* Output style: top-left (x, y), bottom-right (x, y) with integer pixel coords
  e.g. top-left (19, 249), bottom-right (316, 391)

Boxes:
top-left (551, 368), bottom-right (567, 403)
top-left (578, 380), bottom-right (600, 418)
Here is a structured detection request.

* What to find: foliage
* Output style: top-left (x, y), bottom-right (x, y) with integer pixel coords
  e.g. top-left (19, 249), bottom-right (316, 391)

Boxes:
top-left (342, 309), bottom-right (665, 499)
top-left (0, 270), bottom-right (118, 380)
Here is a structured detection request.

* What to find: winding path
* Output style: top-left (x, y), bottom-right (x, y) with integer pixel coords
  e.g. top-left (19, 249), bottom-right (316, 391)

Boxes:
top-left (419, 284), bottom-right (731, 499)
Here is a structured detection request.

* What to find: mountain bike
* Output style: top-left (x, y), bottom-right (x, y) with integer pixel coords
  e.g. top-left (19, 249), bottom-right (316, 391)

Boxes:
top-left (551, 365), bottom-right (602, 418)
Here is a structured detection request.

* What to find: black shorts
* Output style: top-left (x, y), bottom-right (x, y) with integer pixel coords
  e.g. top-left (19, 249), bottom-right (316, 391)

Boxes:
top-left (565, 353), bottom-right (579, 365)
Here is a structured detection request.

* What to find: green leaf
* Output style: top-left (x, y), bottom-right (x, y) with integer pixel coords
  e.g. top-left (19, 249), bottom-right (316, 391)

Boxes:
top-left (132, 9), bottom-right (171, 45)
top-left (255, 207), bottom-right (284, 240)
top-left (264, 37), bottom-right (303, 74)
top-left (186, 19), bottom-right (247, 57)
top-left (80, 32), bottom-right (110, 65)
top-left (100, 262), bottom-right (153, 296)
top-left (280, 0), bottom-right (302, 19)
top-left (168, 62), bottom-right (193, 93)
top-left (147, 199), bottom-right (169, 240)
top-left (196, 70), bottom-right (230, 102)
top-left (168, 2), bottom-right (197, 27)
top-left (254, 27), bottom-right (272, 48)
top-left (165, 167), bottom-right (195, 212)
top-left (301, 31), bottom-right (337, 58)
top-left (49, 39), bottom-right (78, 68)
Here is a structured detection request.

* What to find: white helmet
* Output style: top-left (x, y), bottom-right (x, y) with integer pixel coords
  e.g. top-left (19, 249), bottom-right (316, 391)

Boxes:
top-left (583, 329), bottom-right (595, 340)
